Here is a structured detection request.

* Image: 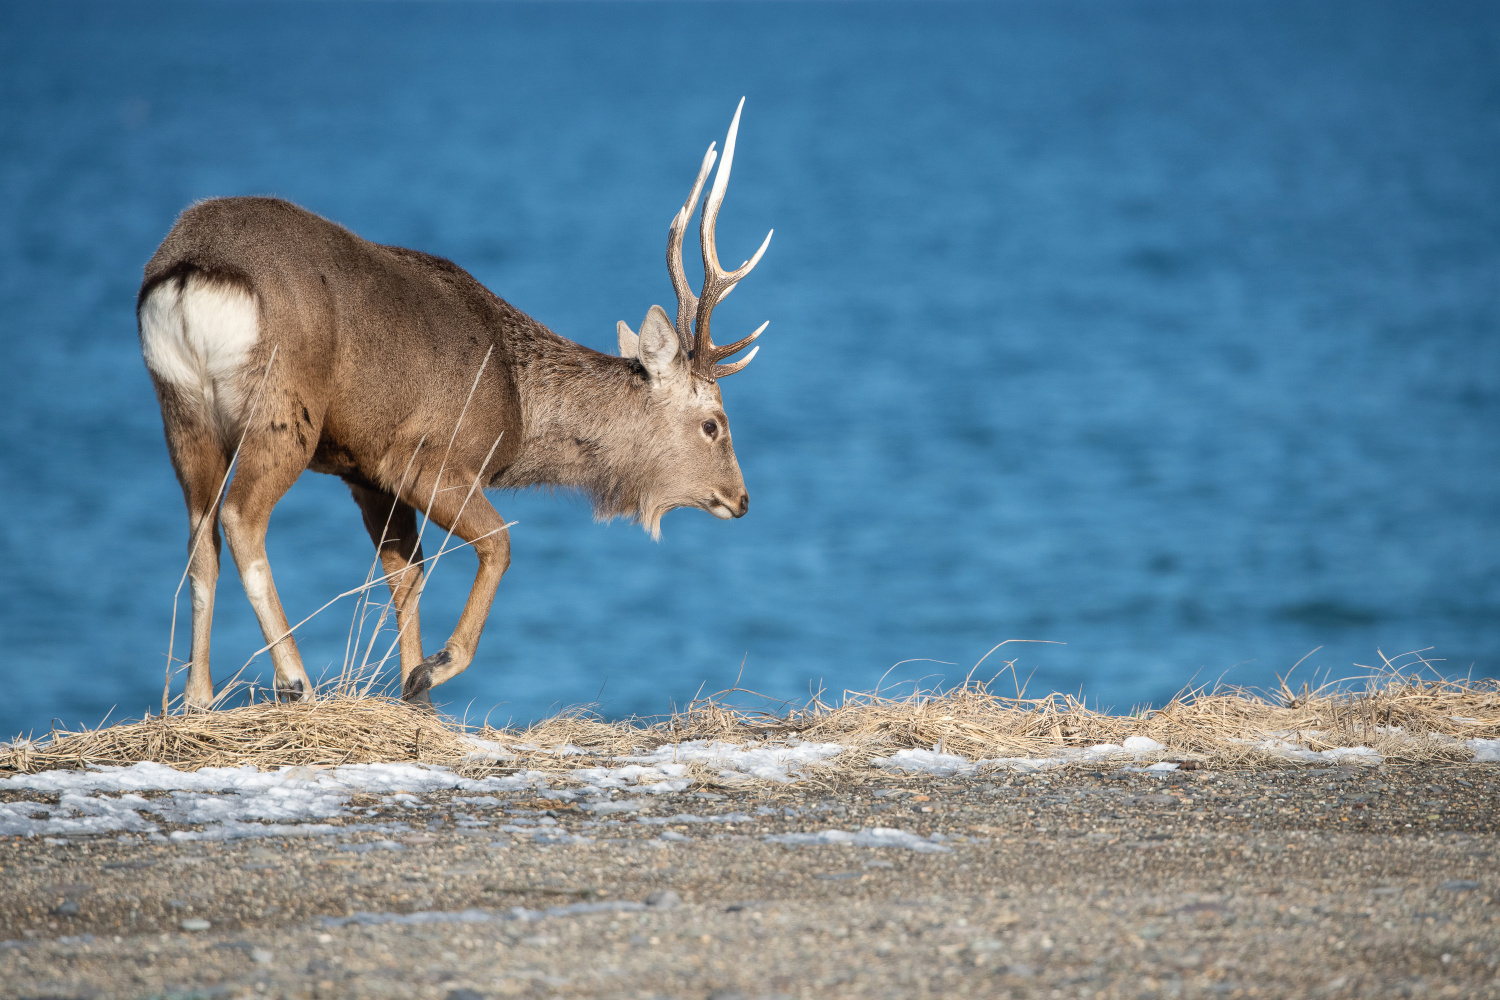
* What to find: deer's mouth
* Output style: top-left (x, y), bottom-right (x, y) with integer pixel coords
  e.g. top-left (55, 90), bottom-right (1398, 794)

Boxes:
top-left (705, 491), bottom-right (748, 520)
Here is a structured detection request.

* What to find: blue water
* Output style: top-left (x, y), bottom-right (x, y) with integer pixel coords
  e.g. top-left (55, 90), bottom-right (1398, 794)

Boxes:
top-left (2, 1), bottom-right (1497, 738)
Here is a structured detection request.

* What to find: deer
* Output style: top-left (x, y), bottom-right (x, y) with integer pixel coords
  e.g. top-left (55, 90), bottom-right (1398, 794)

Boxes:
top-left (137, 100), bottom-right (772, 711)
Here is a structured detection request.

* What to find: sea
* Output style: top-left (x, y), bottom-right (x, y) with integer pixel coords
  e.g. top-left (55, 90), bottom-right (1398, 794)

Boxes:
top-left (1, 0), bottom-right (1496, 738)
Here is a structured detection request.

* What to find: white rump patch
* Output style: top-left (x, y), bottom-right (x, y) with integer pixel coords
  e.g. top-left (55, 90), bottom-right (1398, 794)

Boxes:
top-left (139, 273), bottom-right (260, 438)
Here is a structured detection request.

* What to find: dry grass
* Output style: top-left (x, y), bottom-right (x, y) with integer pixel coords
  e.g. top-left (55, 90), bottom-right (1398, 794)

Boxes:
top-left (0, 697), bottom-right (476, 775)
top-left (4, 656), bottom-right (1496, 778)
top-left (497, 668), bottom-right (1500, 773)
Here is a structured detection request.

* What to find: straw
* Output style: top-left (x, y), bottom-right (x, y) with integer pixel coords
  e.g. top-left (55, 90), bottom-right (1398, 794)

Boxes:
top-left (5, 652), bottom-right (1494, 778)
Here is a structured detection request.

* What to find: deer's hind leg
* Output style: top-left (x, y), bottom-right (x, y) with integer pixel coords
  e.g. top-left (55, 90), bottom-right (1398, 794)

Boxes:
top-left (219, 422), bottom-right (317, 703)
top-left (348, 484), bottom-right (427, 683)
top-left (161, 407), bottom-right (231, 711)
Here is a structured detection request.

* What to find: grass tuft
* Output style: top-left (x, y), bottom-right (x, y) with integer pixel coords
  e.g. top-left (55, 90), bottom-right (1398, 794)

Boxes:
top-left (4, 653), bottom-right (1495, 778)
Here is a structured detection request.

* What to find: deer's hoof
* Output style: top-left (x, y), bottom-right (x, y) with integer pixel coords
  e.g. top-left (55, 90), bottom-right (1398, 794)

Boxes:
top-left (403, 650), bottom-right (449, 708)
top-left (275, 678), bottom-right (309, 703)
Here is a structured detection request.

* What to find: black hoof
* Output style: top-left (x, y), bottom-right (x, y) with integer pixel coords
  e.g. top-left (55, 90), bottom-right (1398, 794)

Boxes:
top-left (402, 650), bottom-right (449, 707)
top-left (275, 678), bottom-right (306, 703)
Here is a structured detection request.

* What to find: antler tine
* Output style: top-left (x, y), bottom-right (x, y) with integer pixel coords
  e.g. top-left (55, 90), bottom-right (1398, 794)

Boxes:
top-left (693, 97), bottom-right (773, 377)
top-left (667, 144), bottom-right (718, 352)
top-left (708, 320), bottom-right (768, 366)
top-left (712, 345), bottom-right (760, 379)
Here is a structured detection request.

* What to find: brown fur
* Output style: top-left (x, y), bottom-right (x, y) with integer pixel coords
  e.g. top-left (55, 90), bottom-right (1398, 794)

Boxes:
top-left (139, 194), bottom-right (756, 709)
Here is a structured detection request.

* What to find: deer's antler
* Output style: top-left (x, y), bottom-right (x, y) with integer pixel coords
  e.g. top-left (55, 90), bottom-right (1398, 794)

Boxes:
top-left (666, 98), bottom-right (773, 379)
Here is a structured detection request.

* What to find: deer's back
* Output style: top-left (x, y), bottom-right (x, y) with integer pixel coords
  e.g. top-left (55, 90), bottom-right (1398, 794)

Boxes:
top-left (139, 197), bottom-right (535, 482)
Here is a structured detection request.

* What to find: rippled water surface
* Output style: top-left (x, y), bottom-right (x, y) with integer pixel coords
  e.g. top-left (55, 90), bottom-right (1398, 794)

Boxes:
top-left (2, 1), bottom-right (1497, 736)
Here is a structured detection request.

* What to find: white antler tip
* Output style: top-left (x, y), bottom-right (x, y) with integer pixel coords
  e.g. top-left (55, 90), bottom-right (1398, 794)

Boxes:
top-left (709, 101), bottom-right (745, 208)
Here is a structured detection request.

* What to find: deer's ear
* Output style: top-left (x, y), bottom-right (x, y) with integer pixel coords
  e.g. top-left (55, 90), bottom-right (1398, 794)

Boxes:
top-left (617, 320), bottom-right (640, 358)
top-left (636, 305), bottom-right (681, 380)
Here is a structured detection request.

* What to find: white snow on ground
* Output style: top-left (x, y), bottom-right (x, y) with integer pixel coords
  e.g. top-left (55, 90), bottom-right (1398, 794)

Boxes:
top-left (766, 827), bottom-right (954, 853)
top-left (3, 735), bottom-right (1498, 841)
top-left (0, 763), bottom-right (550, 840)
top-left (170, 820), bottom-right (406, 843)
top-left (633, 811), bottom-right (761, 825)
top-left (459, 737), bottom-right (843, 783)
top-left (568, 763), bottom-right (692, 794)
top-left (323, 901), bottom-right (649, 927)
top-left (875, 737), bottom-right (1177, 776)
top-left (1471, 739), bottom-right (1500, 762)
top-left (0, 792), bottom-right (161, 838)
top-left (874, 733), bottom-right (1492, 775)
top-left (1, 761), bottom-right (547, 796)
top-left (616, 740), bottom-right (845, 784)
top-left (1238, 740), bottom-right (1385, 764)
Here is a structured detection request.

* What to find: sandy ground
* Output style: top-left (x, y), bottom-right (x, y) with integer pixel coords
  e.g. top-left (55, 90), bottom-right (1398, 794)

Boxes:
top-left (2, 764), bottom-right (1498, 999)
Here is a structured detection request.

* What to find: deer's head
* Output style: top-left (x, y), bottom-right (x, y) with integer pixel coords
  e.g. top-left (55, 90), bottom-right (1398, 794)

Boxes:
top-left (616, 99), bottom-right (771, 539)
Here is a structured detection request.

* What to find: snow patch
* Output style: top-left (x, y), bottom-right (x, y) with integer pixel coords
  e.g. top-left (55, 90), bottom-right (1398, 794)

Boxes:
top-left (635, 812), bottom-right (755, 826)
top-left (875, 737), bottom-right (1175, 776)
top-left (0, 762), bottom-right (551, 840)
top-left (1470, 739), bottom-right (1500, 763)
top-left (570, 763), bottom-right (690, 794)
top-left (766, 827), bottom-right (953, 853)
top-left (616, 740), bottom-right (844, 784)
top-left (322, 900), bottom-right (644, 927)
top-left (1235, 739), bottom-right (1384, 764)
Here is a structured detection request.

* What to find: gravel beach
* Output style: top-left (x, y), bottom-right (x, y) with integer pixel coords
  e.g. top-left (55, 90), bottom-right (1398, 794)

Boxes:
top-left (3, 764), bottom-right (1498, 999)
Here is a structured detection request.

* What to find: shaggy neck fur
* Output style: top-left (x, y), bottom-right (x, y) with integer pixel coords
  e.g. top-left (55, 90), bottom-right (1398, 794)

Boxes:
top-left (491, 330), bottom-right (669, 531)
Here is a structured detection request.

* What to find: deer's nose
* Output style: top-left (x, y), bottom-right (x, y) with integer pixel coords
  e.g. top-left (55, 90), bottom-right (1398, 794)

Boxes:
top-left (735, 492), bottom-right (749, 517)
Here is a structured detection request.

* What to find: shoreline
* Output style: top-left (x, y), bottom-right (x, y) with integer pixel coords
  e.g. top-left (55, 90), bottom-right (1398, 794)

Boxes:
top-left (4, 764), bottom-right (1500, 998)
top-left (4, 680), bottom-right (1499, 996)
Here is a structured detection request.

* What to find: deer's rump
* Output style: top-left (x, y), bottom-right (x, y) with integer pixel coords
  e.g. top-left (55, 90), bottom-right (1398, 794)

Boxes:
top-left (137, 196), bottom-right (527, 483)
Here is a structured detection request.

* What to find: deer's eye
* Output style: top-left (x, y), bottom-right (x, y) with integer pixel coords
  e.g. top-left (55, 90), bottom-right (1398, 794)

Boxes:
top-left (701, 419), bottom-right (719, 441)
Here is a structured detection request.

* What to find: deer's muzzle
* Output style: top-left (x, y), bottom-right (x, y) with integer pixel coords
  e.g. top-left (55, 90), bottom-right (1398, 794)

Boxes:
top-left (708, 491), bottom-right (749, 520)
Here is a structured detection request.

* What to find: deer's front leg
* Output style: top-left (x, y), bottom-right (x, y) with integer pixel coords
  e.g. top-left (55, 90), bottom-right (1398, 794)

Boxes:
top-left (396, 475), bottom-right (510, 705)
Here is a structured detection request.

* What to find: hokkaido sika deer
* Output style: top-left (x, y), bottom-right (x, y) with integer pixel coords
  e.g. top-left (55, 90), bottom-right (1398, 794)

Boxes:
top-left (137, 101), bottom-right (771, 709)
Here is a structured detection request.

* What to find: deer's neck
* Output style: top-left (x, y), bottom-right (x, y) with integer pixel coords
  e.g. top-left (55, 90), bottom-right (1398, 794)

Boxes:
top-left (495, 333), bottom-right (654, 519)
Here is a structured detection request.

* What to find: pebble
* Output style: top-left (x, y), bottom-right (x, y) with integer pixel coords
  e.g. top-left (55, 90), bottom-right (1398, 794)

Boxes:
top-left (181, 918), bottom-right (212, 932)
top-left (645, 889), bottom-right (681, 909)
